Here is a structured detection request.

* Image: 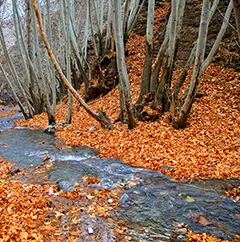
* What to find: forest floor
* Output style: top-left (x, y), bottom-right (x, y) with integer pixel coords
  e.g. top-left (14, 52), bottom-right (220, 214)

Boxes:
top-left (1, 2), bottom-right (239, 241)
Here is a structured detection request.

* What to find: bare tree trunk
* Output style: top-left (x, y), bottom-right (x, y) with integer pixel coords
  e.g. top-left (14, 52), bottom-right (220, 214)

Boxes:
top-left (175, 0), bottom-right (210, 128)
top-left (202, 0), bottom-right (233, 72)
top-left (64, 0), bottom-right (73, 124)
top-left (32, 0), bottom-right (113, 130)
top-left (171, 0), bottom-right (220, 120)
top-left (45, 0), bottom-right (56, 119)
top-left (0, 63), bottom-right (29, 119)
top-left (154, 0), bottom-right (185, 112)
top-left (69, 13), bottom-right (90, 93)
top-left (126, 0), bottom-right (146, 39)
top-left (31, 0), bottom-right (55, 124)
top-left (233, 0), bottom-right (240, 42)
top-left (122, 0), bottom-right (131, 44)
top-left (15, 0), bottom-right (43, 115)
top-left (137, 0), bottom-right (155, 104)
top-left (13, 0), bottom-right (31, 89)
top-left (0, 23), bottom-right (33, 118)
top-left (170, 46), bottom-right (195, 118)
top-left (25, 0), bottom-right (42, 114)
top-left (113, 0), bottom-right (136, 129)
top-left (150, 29), bottom-right (169, 92)
top-left (105, 0), bottom-right (112, 51)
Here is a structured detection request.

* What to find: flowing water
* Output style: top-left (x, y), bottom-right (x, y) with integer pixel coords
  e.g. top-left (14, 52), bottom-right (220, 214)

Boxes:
top-left (0, 109), bottom-right (239, 241)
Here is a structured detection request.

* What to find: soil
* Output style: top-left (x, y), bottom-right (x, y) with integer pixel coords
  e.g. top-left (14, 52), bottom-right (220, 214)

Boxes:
top-left (135, 0), bottom-right (239, 70)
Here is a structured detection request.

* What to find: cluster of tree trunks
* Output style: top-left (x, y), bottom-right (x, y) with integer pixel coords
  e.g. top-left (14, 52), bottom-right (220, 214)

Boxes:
top-left (0, 0), bottom-right (238, 130)
top-left (136, 0), bottom-right (235, 128)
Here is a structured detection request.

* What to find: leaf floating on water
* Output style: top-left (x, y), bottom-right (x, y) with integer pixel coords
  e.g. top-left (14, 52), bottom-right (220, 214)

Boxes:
top-left (197, 215), bottom-right (213, 226)
top-left (185, 196), bottom-right (195, 202)
top-left (160, 191), bottom-right (168, 195)
top-left (42, 155), bottom-right (50, 163)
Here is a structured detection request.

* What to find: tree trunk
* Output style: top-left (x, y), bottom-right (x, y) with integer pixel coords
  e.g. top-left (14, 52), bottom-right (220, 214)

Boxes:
top-left (175, 0), bottom-right (210, 128)
top-left (112, 0), bottom-right (136, 129)
top-left (126, 0), bottom-right (146, 38)
top-left (138, 0), bottom-right (155, 104)
top-left (201, 0), bottom-right (233, 72)
top-left (0, 23), bottom-right (33, 118)
top-left (170, 0), bottom-right (220, 120)
top-left (64, 0), bottom-right (73, 124)
top-left (32, 0), bottom-right (113, 130)
top-left (150, 30), bottom-right (169, 92)
top-left (46, 0), bottom-right (56, 119)
top-left (154, 0), bottom-right (185, 112)
top-left (0, 63), bottom-right (29, 119)
top-left (31, 0), bottom-right (55, 124)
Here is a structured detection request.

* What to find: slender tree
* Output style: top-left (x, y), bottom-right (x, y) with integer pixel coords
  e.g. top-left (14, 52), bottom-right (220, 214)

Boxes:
top-left (0, 63), bottom-right (29, 118)
top-left (175, 0), bottom-right (210, 128)
top-left (138, 0), bottom-right (155, 104)
top-left (0, 23), bottom-right (34, 118)
top-left (171, 0), bottom-right (220, 118)
top-left (112, 0), bottom-right (136, 129)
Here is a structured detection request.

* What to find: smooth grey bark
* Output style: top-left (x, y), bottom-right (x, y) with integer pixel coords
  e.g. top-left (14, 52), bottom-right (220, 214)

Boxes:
top-left (83, 0), bottom-right (90, 60)
top-left (150, 24), bottom-right (169, 92)
top-left (69, 14), bottom-right (90, 93)
top-left (15, 0), bottom-right (46, 116)
top-left (176, 0), bottom-right (210, 128)
top-left (99, 0), bottom-right (104, 31)
top-left (122, 0), bottom-right (131, 43)
top-left (32, 0), bottom-right (113, 130)
top-left (92, 0), bottom-right (104, 58)
top-left (64, 0), bottom-right (73, 124)
top-left (151, 0), bottom-right (185, 95)
top-left (126, 0), bottom-right (146, 38)
top-left (0, 23), bottom-right (33, 118)
top-left (171, 0), bottom-right (220, 119)
top-left (13, 0), bottom-right (31, 88)
top-left (104, 0), bottom-right (112, 50)
top-left (0, 63), bottom-right (29, 119)
top-left (112, 0), bottom-right (136, 129)
top-left (202, 0), bottom-right (233, 72)
top-left (137, 0), bottom-right (155, 104)
top-left (32, 0), bottom-right (55, 124)
top-left (25, 0), bottom-right (41, 111)
top-left (154, 0), bottom-right (185, 112)
top-left (88, 0), bottom-right (102, 77)
top-left (45, 0), bottom-right (56, 118)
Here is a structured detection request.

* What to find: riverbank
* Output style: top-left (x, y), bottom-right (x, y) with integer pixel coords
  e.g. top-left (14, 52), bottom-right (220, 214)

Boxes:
top-left (12, 0), bottom-right (240, 182)
top-left (1, 152), bottom-right (239, 241)
top-left (17, 59), bottom-right (240, 182)
top-left (0, 157), bottom-right (125, 241)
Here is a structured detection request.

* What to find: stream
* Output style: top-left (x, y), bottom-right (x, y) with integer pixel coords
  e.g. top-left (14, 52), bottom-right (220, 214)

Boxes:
top-left (0, 108), bottom-right (239, 241)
